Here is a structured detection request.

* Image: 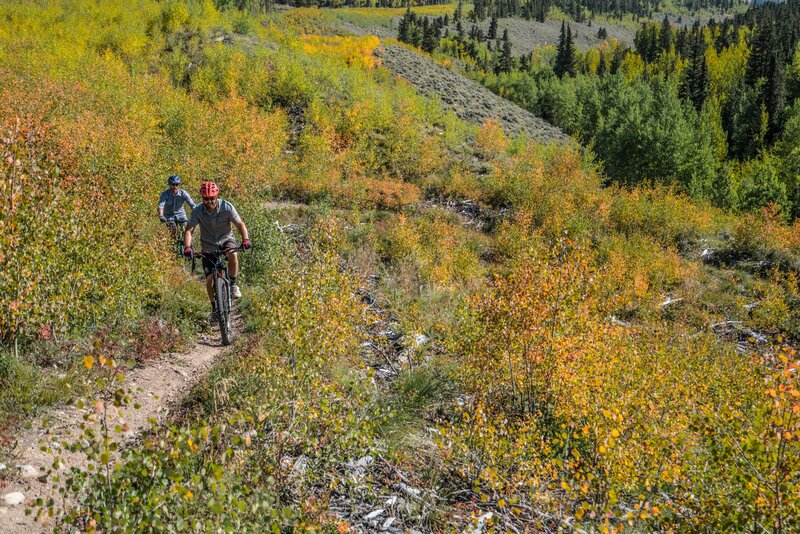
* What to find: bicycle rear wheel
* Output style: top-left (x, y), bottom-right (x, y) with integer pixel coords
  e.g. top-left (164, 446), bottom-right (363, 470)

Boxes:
top-left (173, 224), bottom-right (187, 260)
top-left (215, 276), bottom-right (234, 346)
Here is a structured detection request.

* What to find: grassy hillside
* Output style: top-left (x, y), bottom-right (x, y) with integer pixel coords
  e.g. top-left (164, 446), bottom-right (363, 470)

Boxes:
top-left (2, 1), bottom-right (800, 531)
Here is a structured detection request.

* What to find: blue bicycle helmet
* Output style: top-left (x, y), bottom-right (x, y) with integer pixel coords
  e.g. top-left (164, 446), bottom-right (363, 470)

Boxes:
top-left (168, 175), bottom-right (181, 186)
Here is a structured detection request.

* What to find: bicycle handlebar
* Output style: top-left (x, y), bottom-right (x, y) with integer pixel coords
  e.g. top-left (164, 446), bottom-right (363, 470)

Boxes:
top-left (187, 243), bottom-right (253, 273)
top-left (196, 244), bottom-right (251, 257)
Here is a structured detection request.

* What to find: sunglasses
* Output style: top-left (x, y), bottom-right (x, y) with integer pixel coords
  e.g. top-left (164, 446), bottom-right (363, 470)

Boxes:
top-left (202, 196), bottom-right (216, 202)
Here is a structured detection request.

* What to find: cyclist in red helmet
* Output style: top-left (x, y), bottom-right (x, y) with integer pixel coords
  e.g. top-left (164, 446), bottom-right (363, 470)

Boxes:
top-left (183, 181), bottom-right (251, 322)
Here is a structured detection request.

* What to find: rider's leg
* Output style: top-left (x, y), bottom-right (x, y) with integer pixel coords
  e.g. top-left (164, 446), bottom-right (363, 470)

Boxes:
top-left (206, 274), bottom-right (214, 302)
top-left (226, 250), bottom-right (241, 299)
top-left (227, 251), bottom-right (239, 278)
top-left (202, 257), bottom-right (219, 321)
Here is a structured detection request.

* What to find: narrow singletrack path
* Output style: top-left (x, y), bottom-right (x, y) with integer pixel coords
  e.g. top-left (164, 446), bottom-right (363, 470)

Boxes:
top-left (0, 328), bottom-right (231, 533)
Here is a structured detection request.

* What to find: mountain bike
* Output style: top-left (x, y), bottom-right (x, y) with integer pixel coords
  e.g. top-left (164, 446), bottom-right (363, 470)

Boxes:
top-left (165, 219), bottom-right (187, 259)
top-left (190, 244), bottom-right (248, 346)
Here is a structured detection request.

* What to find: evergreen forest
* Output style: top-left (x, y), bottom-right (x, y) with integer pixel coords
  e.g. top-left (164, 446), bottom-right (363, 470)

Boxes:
top-left (399, 0), bottom-right (800, 217)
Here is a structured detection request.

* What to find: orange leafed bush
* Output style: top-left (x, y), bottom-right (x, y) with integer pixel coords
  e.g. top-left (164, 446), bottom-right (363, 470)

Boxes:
top-left (340, 176), bottom-right (421, 210)
top-left (474, 118), bottom-right (508, 160)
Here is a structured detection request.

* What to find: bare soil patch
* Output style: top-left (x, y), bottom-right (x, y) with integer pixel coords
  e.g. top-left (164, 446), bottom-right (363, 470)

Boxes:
top-left (0, 329), bottom-right (231, 533)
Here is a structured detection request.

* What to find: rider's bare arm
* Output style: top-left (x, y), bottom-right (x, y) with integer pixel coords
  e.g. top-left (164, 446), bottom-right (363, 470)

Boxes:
top-left (235, 220), bottom-right (249, 243)
top-left (184, 226), bottom-right (194, 248)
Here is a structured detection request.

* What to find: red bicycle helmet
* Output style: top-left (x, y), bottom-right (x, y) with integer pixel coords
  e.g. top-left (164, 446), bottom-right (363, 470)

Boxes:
top-left (199, 181), bottom-right (219, 197)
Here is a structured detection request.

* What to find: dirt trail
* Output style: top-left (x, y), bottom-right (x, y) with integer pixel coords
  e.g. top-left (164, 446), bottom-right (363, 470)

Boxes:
top-left (0, 329), bottom-right (230, 533)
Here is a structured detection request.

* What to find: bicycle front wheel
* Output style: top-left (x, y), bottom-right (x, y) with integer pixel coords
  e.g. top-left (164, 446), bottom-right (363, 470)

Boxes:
top-left (215, 276), bottom-right (234, 346)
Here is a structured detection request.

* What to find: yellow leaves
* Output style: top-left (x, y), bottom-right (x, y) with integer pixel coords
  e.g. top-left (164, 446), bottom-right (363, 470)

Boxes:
top-left (84, 355), bottom-right (95, 369)
top-left (475, 118), bottom-right (508, 160)
top-left (300, 35), bottom-right (380, 70)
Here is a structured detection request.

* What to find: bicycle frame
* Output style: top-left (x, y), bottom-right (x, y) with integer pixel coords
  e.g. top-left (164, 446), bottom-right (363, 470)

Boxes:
top-left (165, 220), bottom-right (187, 257)
top-left (190, 246), bottom-right (243, 346)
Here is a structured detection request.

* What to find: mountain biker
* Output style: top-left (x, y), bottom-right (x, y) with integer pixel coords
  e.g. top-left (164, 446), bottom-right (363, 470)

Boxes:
top-left (183, 181), bottom-right (251, 322)
top-left (158, 175), bottom-right (196, 229)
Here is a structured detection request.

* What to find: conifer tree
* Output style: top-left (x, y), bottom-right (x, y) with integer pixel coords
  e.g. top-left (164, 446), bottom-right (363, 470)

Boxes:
top-left (398, 20), bottom-right (408, 43)
top-left (497, 28), bottom-right (513, 74)
top-left (788, 44), bottom-right (800, 102)
top-left (765, 52), bottom-right (787, 139)
top-left (645, 23), bottom-right (658, 62)
top-left (675, 27), bottom-right (688, 56)
top-left (398, 9), bottom-right (410, 43)
top-left (659, 15), bottom-right (673, 53)
top-left (520, 52), bottom-right (529, 71)
top-left (680, 32), bottom-right (710, 112)
top-left (536, 0), bottom-right (546, 23)
top-left (610, 45), bottom-right (626, 74)
top-left (422, 17), bottom-right (439, 53)
top-left (746, 18), bottom-right (787, 141)
top-left (473, 0), bottom-right (487, 21)
top-left (488, 14), bottom-right (498, 40)
top-left (410, 22), bottom-right (423, 48)
top-left (554, 21), bottom-right (576, 77)
top-left (746, 19), bottom-right (776, 86)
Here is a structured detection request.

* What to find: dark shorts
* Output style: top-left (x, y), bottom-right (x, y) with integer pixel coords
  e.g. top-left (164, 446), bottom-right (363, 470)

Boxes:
top-left (201, 239), bottom-right (238, 277)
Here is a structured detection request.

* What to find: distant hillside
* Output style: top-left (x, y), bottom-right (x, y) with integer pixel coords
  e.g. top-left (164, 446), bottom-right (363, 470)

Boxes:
top-left (377, 43), bottom-right (569, 142)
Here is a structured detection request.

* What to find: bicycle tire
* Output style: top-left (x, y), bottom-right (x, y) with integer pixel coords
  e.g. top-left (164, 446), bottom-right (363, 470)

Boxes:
top-left (215, 276), bottom-right (234, 346)
top-left (171, 224), bottom-right (185, 260)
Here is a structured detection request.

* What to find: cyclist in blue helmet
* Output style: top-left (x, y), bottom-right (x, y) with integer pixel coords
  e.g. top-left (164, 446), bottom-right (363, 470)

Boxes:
top-left (158, 175), bottom-right (197, 226)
